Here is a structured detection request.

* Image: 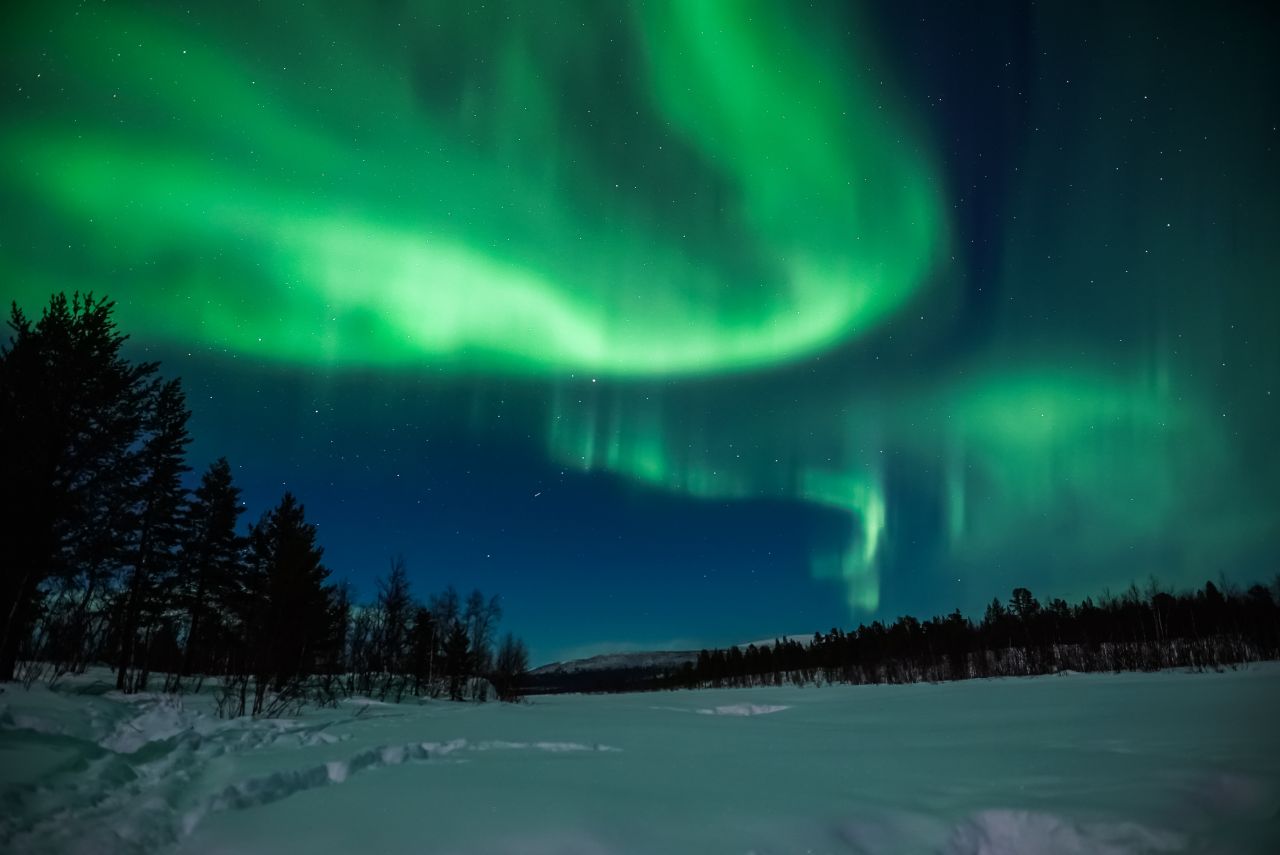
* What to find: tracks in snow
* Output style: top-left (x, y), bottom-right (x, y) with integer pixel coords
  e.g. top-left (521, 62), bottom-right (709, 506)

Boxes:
top-left (1, 695), bottom-right (620, 855)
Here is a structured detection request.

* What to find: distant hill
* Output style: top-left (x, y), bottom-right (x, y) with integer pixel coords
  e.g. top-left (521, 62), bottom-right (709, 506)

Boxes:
top-left (524, 637), bottom-right (810, 695)
top-left (524, 650), bottom-right (698, 694)
top-left (737, 634), bottom-right (817, 649)
top-left (529, 635), bottom-right (820, 679)
top-left (529, 649), bottom-right (699, 677)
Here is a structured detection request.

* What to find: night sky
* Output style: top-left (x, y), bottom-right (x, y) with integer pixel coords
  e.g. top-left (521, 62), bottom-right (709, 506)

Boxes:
top-left (3, 1), bottom-right (1277, 665)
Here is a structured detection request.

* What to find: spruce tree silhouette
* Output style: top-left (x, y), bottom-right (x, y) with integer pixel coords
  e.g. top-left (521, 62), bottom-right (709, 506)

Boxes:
top-left (246, 492), bottom-right (339, 713)
top-left (1, 293), bottom-right (158, 681)
top-left (173, 457), bottom-right (246, 688)
top-left (115, 379), bottom-right (192, 692)
top-left (444, 619), bottom-right (471, 701)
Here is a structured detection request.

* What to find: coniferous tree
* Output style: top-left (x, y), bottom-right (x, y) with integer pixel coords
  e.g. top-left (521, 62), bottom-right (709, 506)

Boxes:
top-left (3, 292), bottom-right (526, 711)
top-left (443, 619), bottom-right (471, 702)
top-left (1, 293), bottom-right (158, 681)
top-left (172, 457), bottom-right (245, 687)
top-left (406, 605), bottom-right (437, 695)
top-left (115, 381), bottom-right (192, 689)
top-left (245, 492), bottom-right (340, 714)
top-left (115, 379), bottom-right (191, 692)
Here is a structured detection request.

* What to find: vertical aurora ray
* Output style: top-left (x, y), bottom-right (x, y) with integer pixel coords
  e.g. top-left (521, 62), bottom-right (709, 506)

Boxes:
top-left (545, 355), bottom-right (1202, 613)
top-left (548, 377), bottom-right (895, 611)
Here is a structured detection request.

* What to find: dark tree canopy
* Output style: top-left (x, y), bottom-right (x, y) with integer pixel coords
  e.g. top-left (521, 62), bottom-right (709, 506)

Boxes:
top-left (1, 293), bottom-right (158, 681)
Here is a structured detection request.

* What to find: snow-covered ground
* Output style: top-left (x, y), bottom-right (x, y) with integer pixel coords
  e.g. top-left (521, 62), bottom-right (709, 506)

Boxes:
top-left (2, 666), bottom-right (1278, 854)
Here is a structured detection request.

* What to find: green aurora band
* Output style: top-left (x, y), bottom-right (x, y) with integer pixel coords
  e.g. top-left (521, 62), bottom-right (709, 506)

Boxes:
top-left (1, 0), bottom-right (940, 375)
top-left (3, 1), bottom-right (1276, 616)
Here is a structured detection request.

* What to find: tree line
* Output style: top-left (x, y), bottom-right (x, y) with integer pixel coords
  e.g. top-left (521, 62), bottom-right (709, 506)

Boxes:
top-left (0, 293), bottom-right (528, 713)
top-left (661, 579), bottom-right (1280, 691)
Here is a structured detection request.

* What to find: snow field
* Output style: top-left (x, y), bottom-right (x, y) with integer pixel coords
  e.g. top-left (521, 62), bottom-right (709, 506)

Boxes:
top-left (1, 666), bottom-right (1278, 854)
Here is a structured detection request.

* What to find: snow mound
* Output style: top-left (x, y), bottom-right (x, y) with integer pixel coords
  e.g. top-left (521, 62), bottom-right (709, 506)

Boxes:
top-left (99, 695), bottom-right (210, 754)
top-left (945, 809), bottom-right (1187, 855)
top-left (696, 703), bottom-right (790, 716)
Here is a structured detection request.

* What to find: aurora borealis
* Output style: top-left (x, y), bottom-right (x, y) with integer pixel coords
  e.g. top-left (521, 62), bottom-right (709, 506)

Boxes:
top-left (3, 0), bottom-right (1277, 662)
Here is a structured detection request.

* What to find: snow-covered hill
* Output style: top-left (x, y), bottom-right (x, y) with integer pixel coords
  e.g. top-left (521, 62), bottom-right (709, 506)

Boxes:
top-left (527, 649), bottom-right (698, 676)
top-left (738, 633), bottom-right (820, 648)
top-left (528, 634), bottom-right (816, 677)
top-left (2, 665), bottom-right (1279, 853)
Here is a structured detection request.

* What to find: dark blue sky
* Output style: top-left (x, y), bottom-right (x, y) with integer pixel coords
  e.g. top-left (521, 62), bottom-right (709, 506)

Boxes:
top-left (5, 1), bottom-right (1277, 664)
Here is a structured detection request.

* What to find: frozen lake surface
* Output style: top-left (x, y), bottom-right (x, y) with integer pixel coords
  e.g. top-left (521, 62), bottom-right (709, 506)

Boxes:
top-left (2, 665), bottom-right (1278, 854)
